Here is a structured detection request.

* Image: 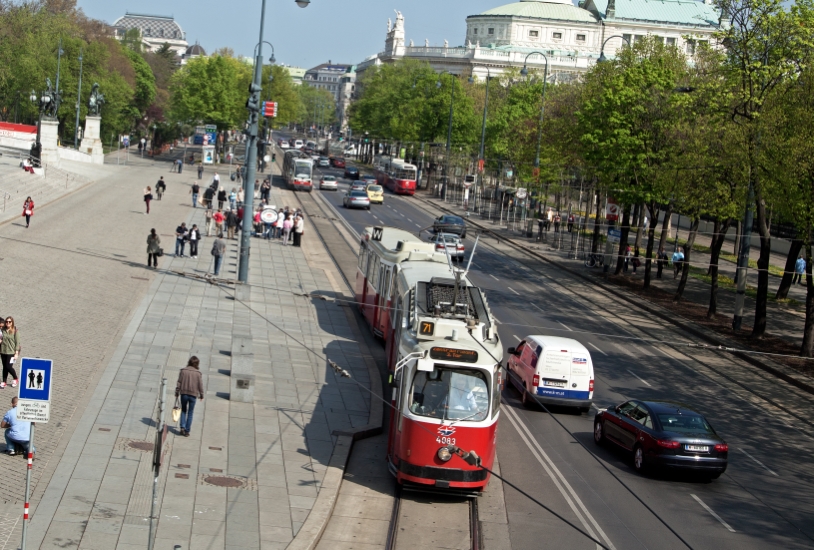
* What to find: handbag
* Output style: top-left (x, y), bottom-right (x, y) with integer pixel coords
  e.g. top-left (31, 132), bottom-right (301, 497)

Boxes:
top-left (172, 397), bottom-right (181, 423)
top-left (24, 209), bottom-right (32, 215)
top-left (157, 248), bottom-right (164, 257)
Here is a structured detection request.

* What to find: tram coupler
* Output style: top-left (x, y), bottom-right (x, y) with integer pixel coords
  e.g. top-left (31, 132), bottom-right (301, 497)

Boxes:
top-left (448, 446), bottom-right (482, 467)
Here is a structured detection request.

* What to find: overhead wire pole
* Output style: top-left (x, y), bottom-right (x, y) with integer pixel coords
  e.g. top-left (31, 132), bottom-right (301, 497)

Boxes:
top-left (74, 49), bottom-right (83, 149)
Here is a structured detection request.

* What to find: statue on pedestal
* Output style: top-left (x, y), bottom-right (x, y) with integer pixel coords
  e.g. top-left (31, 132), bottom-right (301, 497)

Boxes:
top-left (43, 78), bottom-right (59, 118)
top-left (88, 83), bottom-right (105, 116)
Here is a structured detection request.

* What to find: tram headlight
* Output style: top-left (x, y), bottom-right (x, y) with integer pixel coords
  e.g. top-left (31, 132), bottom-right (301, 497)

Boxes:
top-left (437, 446), bottom-right (453, 462)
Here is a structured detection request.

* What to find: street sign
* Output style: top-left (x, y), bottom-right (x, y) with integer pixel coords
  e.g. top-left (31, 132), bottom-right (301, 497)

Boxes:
top-left (608, 228), bottom-right (622, 243)
top-left (516, 188), bottom-right (528, 199)
top-left (17, 357), bottom-right (53, 423)
top-left (478, 159), bottom-right (485, 172)
top-left (260, 207), bottom-right (277, 224)
top-left (606, 199), bottom-right (620, 221)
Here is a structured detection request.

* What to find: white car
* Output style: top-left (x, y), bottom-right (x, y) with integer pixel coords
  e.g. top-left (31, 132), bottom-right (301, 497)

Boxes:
top-left (320, 175), bottom-right (338, 190)
top-left (310, 153), bottom-right (321, 161)
top-left (318, 157), bottom-right (330, 167)
top-left (293, 139), bottom-right (304, 149)
top-left (279, 140), bottom-right (290, 149)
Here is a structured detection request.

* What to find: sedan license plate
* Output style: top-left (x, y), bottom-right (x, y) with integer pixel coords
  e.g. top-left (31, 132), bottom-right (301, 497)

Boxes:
top-left (685, 445), bottom-right (709, 452)
top-left (543, 379), bottom-right (566, 388)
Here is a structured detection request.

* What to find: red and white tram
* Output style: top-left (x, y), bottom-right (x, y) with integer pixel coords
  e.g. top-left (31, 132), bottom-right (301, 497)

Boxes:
top-left (375, 156), bottom-right (417, 195)
top-left (356, 226), bottom-right (503, 492)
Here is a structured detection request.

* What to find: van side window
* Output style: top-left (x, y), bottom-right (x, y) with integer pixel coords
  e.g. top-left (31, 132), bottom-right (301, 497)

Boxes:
top-left (531, 345), bottom-right (542, 368)
top-left (520, 343), bottom-right (534, 365)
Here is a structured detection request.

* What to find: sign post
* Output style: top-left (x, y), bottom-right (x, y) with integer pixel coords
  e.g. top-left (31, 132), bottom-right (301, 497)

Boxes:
top-left (17, 357), bottom-right (52, 550)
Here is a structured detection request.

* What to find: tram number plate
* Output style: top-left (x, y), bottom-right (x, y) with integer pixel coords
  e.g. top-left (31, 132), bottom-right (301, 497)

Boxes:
top-left (420, 321), bottom-right (435, 336)
top-left (543, 378), bottom-right (567, 388)
top-left (436, 436), bottom-right (456, 445)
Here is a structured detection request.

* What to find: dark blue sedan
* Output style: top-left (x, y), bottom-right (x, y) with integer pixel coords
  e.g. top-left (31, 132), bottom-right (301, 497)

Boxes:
top-left (344, 166), bottom-right (359, 180)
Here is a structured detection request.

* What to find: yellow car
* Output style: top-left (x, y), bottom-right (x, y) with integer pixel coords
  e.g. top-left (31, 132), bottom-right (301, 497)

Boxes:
top-left (366, 184), bottom-right (384, 204)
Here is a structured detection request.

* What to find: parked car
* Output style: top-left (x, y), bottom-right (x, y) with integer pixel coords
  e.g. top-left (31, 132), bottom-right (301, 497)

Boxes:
top-left (366, 184), bottom-right (384, 204)
top-left (331, 157), bottom-right (346, 168)
top-left (318, 156), bottom-right (330, 167)
top-left (344, 167), bottom-right (360, 180)
top-left (433, 215), bottom-right (467, 238)
top-left (594, 400), bottom-right (728, 479)
top-left (430, 232), bottom-right (465, 260)
top-left (319, 175), bottom-right (338, 191)
top-left (343, 189), bottom-right (370, 209)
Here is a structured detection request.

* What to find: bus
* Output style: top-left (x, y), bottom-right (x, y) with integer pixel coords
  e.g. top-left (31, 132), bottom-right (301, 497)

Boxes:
top-left (283, 150), bottom-right (314, 192)
top-left (375, 156), bottom-right (418, 195)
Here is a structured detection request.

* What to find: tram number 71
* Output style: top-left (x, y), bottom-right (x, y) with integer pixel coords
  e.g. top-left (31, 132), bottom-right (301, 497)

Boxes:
top-left (420, 321), bottom-right (435, 336)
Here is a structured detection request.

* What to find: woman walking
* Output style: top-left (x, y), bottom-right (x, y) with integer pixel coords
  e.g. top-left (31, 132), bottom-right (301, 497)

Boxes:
top-left (175, 356), bottom-right (204, 437)
top-left (282, 213), bottom-right (293, 245)
top-left (144, 186), bottom-right (153, 214)
top-left (293, 214), bottom-right (304, 247)
top-left (147, 228), bottom-right (161, 269)
top-left (22, 197), bottom-right (34, 228)
top-left (217, 187), bottom-right (227, 210)
top-left (229, 188), bottom-right (237, 211)
top-left (0, 317), bottom-right (21, 389)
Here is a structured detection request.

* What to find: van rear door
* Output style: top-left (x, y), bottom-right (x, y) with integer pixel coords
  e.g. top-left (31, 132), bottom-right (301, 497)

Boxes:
top-left (537, 348), bottom-right (571, 399)
top-left (569, 352), bottom-right (592, 400)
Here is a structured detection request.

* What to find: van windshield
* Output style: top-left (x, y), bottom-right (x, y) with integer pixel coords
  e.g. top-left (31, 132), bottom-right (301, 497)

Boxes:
top-left (409, 367), bottom-right (489, 422)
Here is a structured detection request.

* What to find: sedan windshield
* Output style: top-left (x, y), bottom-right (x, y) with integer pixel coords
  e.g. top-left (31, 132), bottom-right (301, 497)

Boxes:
top-left (409, 367), bottom-right (488, 422)
top-left (657, 414), bottom-right (715, 434)
top-left (442, 216), bottom-right (462, 224)
top-left (322, 176), bottom-right (336, 181)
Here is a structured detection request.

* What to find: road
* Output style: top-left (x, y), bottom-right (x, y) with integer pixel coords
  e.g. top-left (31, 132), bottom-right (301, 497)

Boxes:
top-left (276, 137), bottom-right (814, 550)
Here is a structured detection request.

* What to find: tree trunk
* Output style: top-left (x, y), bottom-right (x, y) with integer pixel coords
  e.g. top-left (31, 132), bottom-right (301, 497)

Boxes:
top-left (657, 204), bottom-right (673, 254)
top-left (733, 220), bottom-right (742, 257)
top-left (751, 195), bottom-right (771, 338)
top-left (643, 202), bottom-right (659, 290)
top-left (775, 239), bottom-right (803, 300)
top-left (634, 202), bottom-right (645, 253)
top-left (707, 218), bottom-right (732, 318)
top-left (591, 191), bottom-right (602, 254)
top-left (675, 217), bottom-right (700, 302)
top-left (801, 237), bottom-right (814, 357)
top-left (614, 204), bottom-right (632, 275)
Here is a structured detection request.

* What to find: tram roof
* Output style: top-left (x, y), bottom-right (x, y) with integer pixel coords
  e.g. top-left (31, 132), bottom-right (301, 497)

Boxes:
top-left (363, 226), bottom-right (441, 262)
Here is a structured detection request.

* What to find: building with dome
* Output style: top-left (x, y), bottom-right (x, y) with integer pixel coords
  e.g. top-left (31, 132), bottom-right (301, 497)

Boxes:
top-left (356, 0), bottom-right (723, 80)
top-left (181, 43), bottom-right (207, 65)
top-left (111, 13), bottom-right (188, 56)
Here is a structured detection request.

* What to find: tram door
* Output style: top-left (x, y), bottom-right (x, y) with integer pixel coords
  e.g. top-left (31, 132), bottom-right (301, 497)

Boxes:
top-left (375, 265), bottom-right (393, 337)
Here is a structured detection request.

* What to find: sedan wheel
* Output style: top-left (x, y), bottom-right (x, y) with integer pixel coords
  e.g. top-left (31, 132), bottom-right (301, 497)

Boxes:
top-left (633, 445), bottom-right (647, 473)
top-left (593, 421), bottom-right (605, 445)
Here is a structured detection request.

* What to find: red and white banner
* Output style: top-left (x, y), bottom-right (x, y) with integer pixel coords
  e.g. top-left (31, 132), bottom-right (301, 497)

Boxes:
top-left (606, 198), bottom-right (620, 221)
top-left (0, 122), bottom-right (36, 150)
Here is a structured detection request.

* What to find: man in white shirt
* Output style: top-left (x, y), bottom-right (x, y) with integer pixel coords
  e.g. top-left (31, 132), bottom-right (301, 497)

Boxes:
top-left (2, 397), bottom-right (34, 457)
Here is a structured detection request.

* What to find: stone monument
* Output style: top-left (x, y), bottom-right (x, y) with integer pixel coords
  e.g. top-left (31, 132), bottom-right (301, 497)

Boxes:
top-left (38, 78), bottom-right (61, 166)
top-left (80, 83), bottom-right (105, 164)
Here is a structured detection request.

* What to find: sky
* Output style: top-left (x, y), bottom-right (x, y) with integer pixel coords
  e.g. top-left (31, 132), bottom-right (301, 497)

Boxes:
top-left (77, 0), bottom-right (503, 69)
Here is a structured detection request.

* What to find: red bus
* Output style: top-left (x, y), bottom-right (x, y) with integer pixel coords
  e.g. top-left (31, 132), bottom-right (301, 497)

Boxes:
top-left (376, 157), bottom-right (418, 195)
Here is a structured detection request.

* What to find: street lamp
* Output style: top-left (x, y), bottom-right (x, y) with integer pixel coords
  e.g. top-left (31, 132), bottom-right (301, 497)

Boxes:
top-left (253, 41), bottom-right (276, 65)
top-left (239, 0), bottom-right (311, 284)
top-left (597, 34), bottom-right (632, 63)
top-left (469, 66), bottom-right (493, 211)
top-left (74, 49), bottom-right (83, 149)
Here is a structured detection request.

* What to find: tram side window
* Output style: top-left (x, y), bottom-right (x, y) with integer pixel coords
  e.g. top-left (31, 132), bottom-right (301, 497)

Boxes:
top-left (358, 243), bottom-right (368, 272)
top-left (370, 259), bottom-right (381, 291)
top-left (492, 366), bottom-right (501, 418)
top-left (409, 367), bottom-right (489, 422)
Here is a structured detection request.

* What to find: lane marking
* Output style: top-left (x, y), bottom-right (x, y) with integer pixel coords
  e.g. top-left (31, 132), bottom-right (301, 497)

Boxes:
top-left (503, 406), bottom-right (616, 550)
top-left (558, 321), bottom-right (573, 332)
top-left (490, 274), bottom-right (499, 281)
top-left (415, 223), bottom-right (421, 228)
top-left (407, 218), bottom-right (413, 222)
top-left (691, 494), bottom-right (735, 532)
top-left (626, 369), bottom-right (652, 387)
top-left (508, 287), bottom-right (519, 295)
top-left (532, 303), bottom-right (545, 313)
top-left (740, 448), bottom-right (779, 476)
top-left (588, 342), bottom-right (607, 356)
top-left (512, 334), bottom-right (521, 342)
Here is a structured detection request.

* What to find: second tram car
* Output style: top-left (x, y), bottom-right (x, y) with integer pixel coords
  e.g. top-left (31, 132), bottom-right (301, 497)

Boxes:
top-left (375, 156), bottom-right (418, 195)
top-left (283, 150), bottom-right (314, 192)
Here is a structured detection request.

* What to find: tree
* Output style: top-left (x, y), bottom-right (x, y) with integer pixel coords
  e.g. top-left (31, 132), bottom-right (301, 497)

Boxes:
top-left (123, 48), bottom-right (156, 116)
top-left (261, 64), bottom-right (301, 129)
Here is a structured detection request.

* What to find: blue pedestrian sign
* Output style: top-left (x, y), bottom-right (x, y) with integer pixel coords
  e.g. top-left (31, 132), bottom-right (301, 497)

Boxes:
top-left (18, 358), bottom-right (52, 401)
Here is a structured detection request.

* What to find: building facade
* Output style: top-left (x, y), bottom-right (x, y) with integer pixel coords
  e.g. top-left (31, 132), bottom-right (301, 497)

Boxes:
top-left (111, 13), bottom-right (188, 56)
top-left (304, 62), bottom-right (357, 131)
top-left (357, 0), bottom-right (722, 81)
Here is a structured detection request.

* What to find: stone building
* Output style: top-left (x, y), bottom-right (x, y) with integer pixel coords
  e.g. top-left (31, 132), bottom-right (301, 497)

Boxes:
top-left (304, 62), bottom-right (357, 131)
top-left (111, 13), bottom-right (188, 56)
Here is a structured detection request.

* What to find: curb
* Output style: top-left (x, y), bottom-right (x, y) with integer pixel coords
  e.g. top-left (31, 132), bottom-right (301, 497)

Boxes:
top-left (416, 194), bottom-right (814, 398)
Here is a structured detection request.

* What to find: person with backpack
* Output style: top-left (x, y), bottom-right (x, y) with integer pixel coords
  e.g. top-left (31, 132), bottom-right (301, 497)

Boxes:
top-left (656, 247), bottom-right (669, 279)
top-left (155, 177), bottom-right (166, 200)
top-left (190, 182), bottom-right (200, 208)
top-left (203, 186), bottom-right (214, 210)
top-left (147, 228), bottom-right (161, 269)
top-left (175, 356), bottom-right (204, 437)
top-left (211, 236), bottom-right (226, 276)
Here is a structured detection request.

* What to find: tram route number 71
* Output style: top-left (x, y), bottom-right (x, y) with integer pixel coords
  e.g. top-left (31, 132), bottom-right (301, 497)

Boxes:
top-left (420, 321), bottom-right (435, 336)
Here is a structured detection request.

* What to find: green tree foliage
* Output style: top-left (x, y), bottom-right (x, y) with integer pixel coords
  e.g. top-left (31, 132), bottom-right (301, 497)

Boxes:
top-left (261, 65), bottom-right (302, 129)
top-left (123, 48), bottom-right (156, 115)
top-left (168, 54), bottom-right (252, 130)
top-left (296, 84), bottom-right (336, 128)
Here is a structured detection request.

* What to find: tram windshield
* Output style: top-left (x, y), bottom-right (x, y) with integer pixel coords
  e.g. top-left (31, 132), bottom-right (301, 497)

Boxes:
top-left (409, 367), bottom-right (489, 422)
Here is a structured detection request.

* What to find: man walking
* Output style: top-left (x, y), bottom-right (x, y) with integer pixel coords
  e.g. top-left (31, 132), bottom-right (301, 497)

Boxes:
top-left (175, 356), bottom-right (204, 437)
top-left (175, 222), bottom-right (188, 257)
top-left (188, 224), bottom-right (200, 259)
top-left (656, 247), bottom-right (668, 279)
top-left (2, 397), bottom-right (34, 457)
top-left (197, 163), bottom-right (204, 179)
top-left (226, 209), bottom-right (238, 240)
top-left (156, 177), bottom-right (166, 200)
top-left (211, 236), bottom-right (226, 276)
top-left (213, 209), bottom-right (225, 237)
top-left (793, 254), bottom-right (807, 285)
top-left (672, 247), bottom-right (685, 279)
top-left (190, 181), bottom-right (200, 208)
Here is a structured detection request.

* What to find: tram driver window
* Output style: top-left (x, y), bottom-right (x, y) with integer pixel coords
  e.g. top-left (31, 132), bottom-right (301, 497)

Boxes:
top-left (409, 367), bottom-right (489, 422)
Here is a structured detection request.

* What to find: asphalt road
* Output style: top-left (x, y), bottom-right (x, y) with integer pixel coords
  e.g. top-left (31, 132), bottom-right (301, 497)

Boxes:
top-left (276, 135), bottom-right (814, 550)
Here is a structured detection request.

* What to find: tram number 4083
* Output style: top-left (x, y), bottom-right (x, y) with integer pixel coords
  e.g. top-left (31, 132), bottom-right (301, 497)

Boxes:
top-left (436, 436), bottom-right (456, 445)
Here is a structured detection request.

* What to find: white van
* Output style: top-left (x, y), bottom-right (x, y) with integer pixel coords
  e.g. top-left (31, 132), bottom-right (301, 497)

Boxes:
top-left (506, 335), bottom-right (594, 412)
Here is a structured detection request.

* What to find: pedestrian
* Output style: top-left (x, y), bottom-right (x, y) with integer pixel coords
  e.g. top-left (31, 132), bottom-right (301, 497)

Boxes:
top-left (143, 186), bottom-right (153, 214)
top-left (293, 214), bottom-right (304, 247)
top-left (156, 177), bottom-right (166, 200)
top-left (537, 218), bottom-right (544, 242)
top-left (176, 158), bottom-right (183, 174)
top-left (623, 245), bottom-right (631, 273)
top-left (213, 209), bottom-right (225, 237)
top-left (212, 172), bottom-right (220, 189)
top-left (567, 214), bottom-right (575, 233)
top-left (261, 179), bottom-right (271, 203)
top-left (175, 222), bottom-right (188, 257)
top-left (2, 397), bottom-right (34, 457)
top-left (188, 224), bottom-right (200, 259)
top-left (656, 247), bottom-right (668, 279)
top-left (237, 187), bottom-right (244, 208)
top-left (217, 187), bottom-right (227, 210)
top-left (190, 181), bottom-right (200, 208)
top-left (275, 209), bottom-right (285, 239)
top-left (672, 247), bottom-right (685, 279)
top-left (205, 208), bottom-right (214, 237)
top-left (0, 317), bottom-right (20, 389)
top-left (211, 236), bottom-right (226, 276)
top-left (147, 228), bottom-right (161, 269)
top-left (282, 213), bottom-right (293, 245)
top-left (229, 188), bottom-right (237, 211)
top-left (22, 196), bottom-right (34, 228)
top-left (553, 215), bottom-right (561, 233)
top-left (174, 356), bottom-right (204, 437)
top-left (203, 186), bottom-right (214, 210)
top-left (226, 208), bottom-right (238, 240)
top-left (794, 255), bottom-right (806, 285)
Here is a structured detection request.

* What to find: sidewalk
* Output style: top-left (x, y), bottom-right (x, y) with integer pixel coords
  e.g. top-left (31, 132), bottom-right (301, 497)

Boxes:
top-left (19, 169), bottom-right (378, 549)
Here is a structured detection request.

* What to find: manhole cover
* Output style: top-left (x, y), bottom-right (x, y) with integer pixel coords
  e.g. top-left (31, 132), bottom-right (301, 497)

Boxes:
top-left (128, 441), bottom-right (154, 452)
top-left (204, 476), bottom-right (243, 488)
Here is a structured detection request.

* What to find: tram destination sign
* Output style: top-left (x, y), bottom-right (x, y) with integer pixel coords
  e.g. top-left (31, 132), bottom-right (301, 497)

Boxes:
top-left (430, 347), bottom-right (479, 363)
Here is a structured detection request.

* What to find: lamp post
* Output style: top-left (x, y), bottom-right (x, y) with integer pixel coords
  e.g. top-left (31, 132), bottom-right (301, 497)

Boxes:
top-left (239, 0), bottom-right (311, 285)
top-left (520, 51), bottom-right (550, 223)
top-left (597, 34), bottom-right (632, 63)
top-left (469, 66), bottom-right (493, 212)
top-left (74, 49), bottom-right (83, 149)
top-left (54, 38), bottom-right (64, 113)
top-left (29, 89), bottom-right (50, 167)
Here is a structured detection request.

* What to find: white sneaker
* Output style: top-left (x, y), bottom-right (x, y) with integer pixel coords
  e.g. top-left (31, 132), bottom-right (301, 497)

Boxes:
top-left (11, 380), bottom-right (17, 388)
top-left (0, 383), bottom-right (5, 389)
